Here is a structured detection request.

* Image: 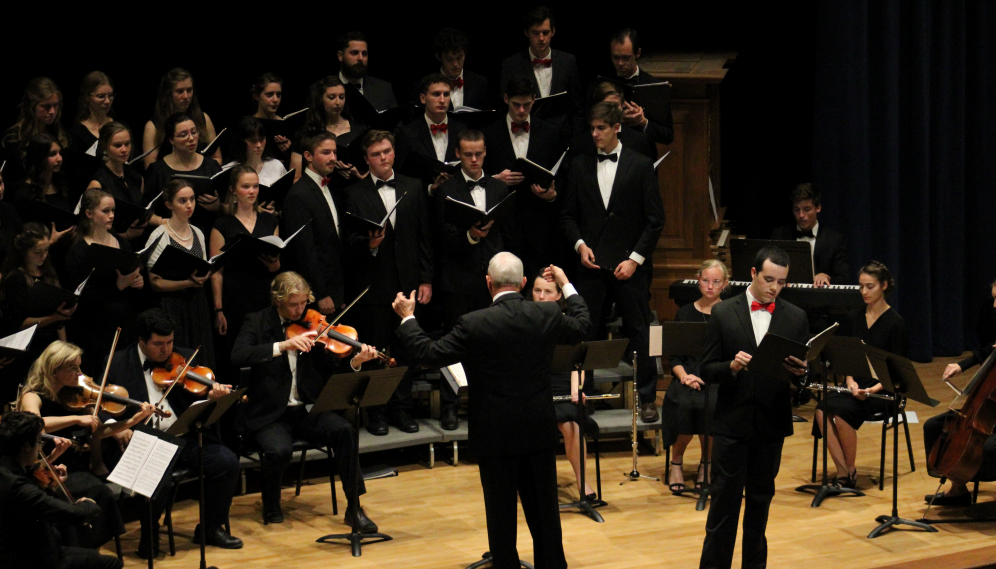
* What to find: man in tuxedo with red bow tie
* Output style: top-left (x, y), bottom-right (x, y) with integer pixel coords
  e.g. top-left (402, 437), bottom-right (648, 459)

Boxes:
top-left (395, 74), bottom-right (468, 198)
top-left (698, 246), bottom-right (810, 569)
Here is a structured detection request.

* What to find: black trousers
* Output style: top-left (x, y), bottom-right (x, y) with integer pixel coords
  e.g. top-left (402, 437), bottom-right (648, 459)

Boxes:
top-left (575, 267), bottom-right (656, 404)
top-left (923, 411), bottom-right (996, 481)
top-left (253, 405), bottom-right (365, 512)
top-left (351, 304), bottom-right (415, 413)
top-left (60, 546), bottom-right (122, 569)
top-left (700, 434), bottom-right (784, 569)
top-left (477, 447), bottom-right (566, 569)
top-left (438, 289), bottom-right (492, 409)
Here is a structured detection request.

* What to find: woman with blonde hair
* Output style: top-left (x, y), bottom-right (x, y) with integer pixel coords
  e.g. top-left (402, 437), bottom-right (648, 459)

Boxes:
top-left (662, 258), bottom-right (729, 494)
top-left (19, 340), bottom-right (153, 549)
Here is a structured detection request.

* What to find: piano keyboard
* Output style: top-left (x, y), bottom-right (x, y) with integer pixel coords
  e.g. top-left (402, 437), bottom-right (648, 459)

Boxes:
top-left (670, 279), bottom-right (864, 312)
top-left (679, 279), bottom-right (860, 291)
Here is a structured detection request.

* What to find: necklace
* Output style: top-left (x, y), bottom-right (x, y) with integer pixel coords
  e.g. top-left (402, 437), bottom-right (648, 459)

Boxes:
top-left (167, 218), bottom-right (192, 242)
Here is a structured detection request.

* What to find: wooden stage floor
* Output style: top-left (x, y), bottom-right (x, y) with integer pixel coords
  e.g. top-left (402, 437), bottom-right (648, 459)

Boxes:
top-left (110, 353), bottom-right (996, 568)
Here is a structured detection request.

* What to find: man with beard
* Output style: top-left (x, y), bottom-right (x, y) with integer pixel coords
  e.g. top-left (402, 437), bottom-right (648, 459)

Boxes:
top-left (338, 31), bottom-right (398, 112)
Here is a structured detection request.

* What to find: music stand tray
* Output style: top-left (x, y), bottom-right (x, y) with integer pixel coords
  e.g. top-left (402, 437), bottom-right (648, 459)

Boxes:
top-left (312, 367), bottom-right (407, 556)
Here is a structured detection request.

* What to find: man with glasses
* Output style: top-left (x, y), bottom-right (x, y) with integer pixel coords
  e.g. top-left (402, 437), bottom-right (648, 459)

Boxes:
top-left (608, 27), bottom-right (674, 146)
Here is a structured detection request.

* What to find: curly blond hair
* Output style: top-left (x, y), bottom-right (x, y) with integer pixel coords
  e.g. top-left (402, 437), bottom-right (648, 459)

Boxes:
top-left (270, 271), bottom-right (315, 305)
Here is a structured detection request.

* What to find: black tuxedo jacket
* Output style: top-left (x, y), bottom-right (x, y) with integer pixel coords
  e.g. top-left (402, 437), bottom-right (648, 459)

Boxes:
top-left (282, 175), bottom-right (347, 305)
top-left (499, 49), bottom-right (584, 121)
top-left (105, 343), bottom-right (198, 419)
top-left (231, 305), bottom-right (344, 432)
top-left (770, 224), bottom-right (850, 284)
top-left (357, 75), bottom-right (398, 112)
top-left (343, 174), bottom-right (433, 304)
top-left (397, 291), bottom-right (591, 457)
top-left (618, 68), bottom-right (674, 145)
top-left (395, 116), bottom-right (467, 173)
top-left (481, 115), bottom-right (564, 176)
top-left (561, 146), bottom-right (665, 270)
top-left (700, 292), bottom-right (809, 440)
top-left (435, 175), bottom-right (512, 295)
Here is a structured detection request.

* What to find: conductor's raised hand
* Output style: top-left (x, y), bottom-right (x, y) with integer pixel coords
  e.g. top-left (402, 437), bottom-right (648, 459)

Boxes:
top-left (578, 244), bottom-right (598, 270)
top-left (543, 265), bottom-right (569, 288)
top-left (317, 296), bottom-right (336, 315)
top-left (393, 291), bottom-right (416, 319)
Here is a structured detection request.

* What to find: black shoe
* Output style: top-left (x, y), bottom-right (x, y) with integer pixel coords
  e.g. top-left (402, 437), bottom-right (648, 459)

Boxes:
top-left (192, 524), bottom-right (244, 549)
top-left (440, 407), bottom-right (459, 430)
top-left (390, 409), bottom-right (419, 433)
top-left (137, 536), bottom-right (160, 560)
top-left (366, 411), bottom-right (389, 436)
top-left (264, 509), bottom-right (284, 524)
top-left (640, 402), bottom-right (660, 423)
top-left (924, 492), bottom-right (972, 507)
top-left (344, 505), bottom-right (379, 533)
top-left (585, 492), bottom-right (598, 502)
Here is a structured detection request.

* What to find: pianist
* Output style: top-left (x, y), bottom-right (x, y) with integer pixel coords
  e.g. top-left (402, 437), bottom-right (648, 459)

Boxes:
top-left (770, 183), bottom-right (849, 288)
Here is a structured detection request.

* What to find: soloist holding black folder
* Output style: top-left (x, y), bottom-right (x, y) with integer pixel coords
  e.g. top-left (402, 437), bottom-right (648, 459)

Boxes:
top-left (342, 191), bottom-right (408, 235)
top-left (746, 323), bottom-right (838, 383)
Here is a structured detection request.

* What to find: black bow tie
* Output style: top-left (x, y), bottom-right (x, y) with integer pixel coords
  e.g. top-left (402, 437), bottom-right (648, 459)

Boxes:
top-left (597, 153), bottom-right (618, 163)
top-left (467, 178), bottom-right (486, 190)
top-left (375, 179), bottom-right (395, 189)
top-left (142, 359), bottom-right (162, 372)
top-left (281, 319), bottom-right (295, 330)
top-left (622, 77), bottom-right (639, 85)
top-left (793, 228), bottom-right (815, 239)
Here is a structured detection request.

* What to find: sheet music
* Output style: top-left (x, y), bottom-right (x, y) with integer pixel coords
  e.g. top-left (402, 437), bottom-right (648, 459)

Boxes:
top-left (85, 140), bottom-right (98, 157)
top-left (260, 223), bottom-right (306, 249)
top-left (654, 150), bottom-right (671, 170)
top-left (445, 363), bottom-right (468, 388)
top-left (145, 191), bottom-right (163, 209)
top-left (74, 271), bottom-right (93, 295)
top-left (0, 324), bottom-right (37, 351)
top-left (107, 430), bottom-right (179, 497)
top-left (649, 325), bottom-right (663, 357)
top-left (132, 438), bottom-right (179, 497)
top-left (73, 195), bottom-right (83, 215)
top-left (551, 149), bottom-right (569, 175)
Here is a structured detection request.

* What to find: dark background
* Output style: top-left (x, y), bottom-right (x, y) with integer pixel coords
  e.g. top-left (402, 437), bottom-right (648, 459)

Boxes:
top-left (11, 2), bottom-right (990, 361)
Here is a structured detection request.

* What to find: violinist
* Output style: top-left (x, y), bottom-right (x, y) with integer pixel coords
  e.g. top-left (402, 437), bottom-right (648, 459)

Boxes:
top-left (232, 271), bottom-right (380, 529)
top-left (102, 309), bottom-right (242, 558)
top-left (0, 411), bottom-right (122, 569)
top-left (20, 341), bottom-right (152, 550)
top-left (923, 278), bottom-right (996, 507)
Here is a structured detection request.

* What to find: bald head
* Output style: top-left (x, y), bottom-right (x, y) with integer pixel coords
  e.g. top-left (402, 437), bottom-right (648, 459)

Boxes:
top-left (486, 252), bottom-right (527, 296)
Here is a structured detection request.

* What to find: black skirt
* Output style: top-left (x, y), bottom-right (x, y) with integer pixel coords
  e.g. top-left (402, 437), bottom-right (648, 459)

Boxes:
top-left (816, 388), bottom-right (892, 430)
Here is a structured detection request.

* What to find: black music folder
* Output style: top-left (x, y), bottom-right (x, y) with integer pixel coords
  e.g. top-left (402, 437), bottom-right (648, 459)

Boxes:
top-left (515, 149), bottom-right (567, 189)
top-left (111, 192), bottom-right (161, 233)
top-left (592, 213), bottom-right (641, 270)
top-left (448, 107), bottom-right (498, 130)
top-left (199, 127), bottom-right (227, 157)
top-left (531, 91), bottom-right (571, 119)
top-left (172, 166), bottom-right (232, 197)
top-left (258, 108), bottom-right (308, 140)
top-left (335, 127), bottom-right (370, 168)
top-left (443, 192), bottom-right (516, 230)
top-left (747, 323), bottom-right (838, 383)
top-left (20, 200), bottom-right (77, 231)
top-left (730, 239), bottom-right (815, 284)
top-left (86, 234), bottom-right (162, 274)
top-left (0, 324), bottom-right (37, 359)
top-left (343, 83), bottom-right (412, 130)
top-left (595, 76), bottom-right (672, 126)
top-left (399, 152), bottom-right (461, 182)
top-left (127, 144), bottom-right (159, 167)
top-left (23, 275), bottom-right (90, 317)
top-left (221, 223), bottom-right (306, 260)
top-left (150, 243), bottom-right (236, 280)
top-left (257, 169), bottom-right (295, 209)
top-left (342, 192), bottom-right (408, 235)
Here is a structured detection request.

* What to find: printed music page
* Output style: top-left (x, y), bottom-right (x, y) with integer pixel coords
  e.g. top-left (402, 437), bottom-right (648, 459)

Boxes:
top-left (132, 439), bottom-right (179, 497)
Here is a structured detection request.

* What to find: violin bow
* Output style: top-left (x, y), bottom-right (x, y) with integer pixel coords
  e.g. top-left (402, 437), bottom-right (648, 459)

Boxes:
top-left (37, 451), bottom-right (76, 503)
top-left (329, 286), bottom-right (369, 326)
top-left (145, 347), bottom-right (200, 426)
top-left (91, 328), bottom-right (122, 419)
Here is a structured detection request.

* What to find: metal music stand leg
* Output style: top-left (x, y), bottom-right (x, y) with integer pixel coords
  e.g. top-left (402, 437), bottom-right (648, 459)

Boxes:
top-left (560, 364), bottom-right (606, 522)
top-left (795, 364), bottom-right (864, 506)
top-left (465, 552), bottom-right (535, 569)
top-left (192, 422), bottom-right (219, 569)
top-left (147, 497), bottom-right (155, 569)
top-left (621, 351), bottom-right (659, 484)
top-left (315, 401), bottom-right (392, 556)
top-left (868, 395), bottom-right (937, 538)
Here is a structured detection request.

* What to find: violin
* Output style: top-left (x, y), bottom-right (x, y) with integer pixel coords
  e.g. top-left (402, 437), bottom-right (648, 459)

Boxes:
top-left (151, 352), bottom-right (220, 396)
top-left (58, 374), bottom-right (171, 419)
top-left (285, 309), bottom-right (396, 367)
top-left (41, 432), bottom-right (88, 453)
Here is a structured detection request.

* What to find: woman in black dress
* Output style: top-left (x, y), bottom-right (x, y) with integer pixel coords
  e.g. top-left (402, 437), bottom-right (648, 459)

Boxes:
top-left (289, 76), bottom-right (366, 185)
top-left (144, 179), bottom-right (216, 368)
top-left (251, 73), bottom-right (293, 162)
top-left (64, 189), bottom-right (145, 377)
top-left (0, 223), bottom-right (77, 401)
top-left (86, 122), bottom-right (152, 245)
top-left (1, 77), bottom-right (69, 185)
top-left (66, 71), bottom-right (116, 198)
top-left (209, 165), bottom-right (280, 377)
top-left (144, 113), bottom-right (223, 236)
top-left (13, 133), bottom-right (76, 243)
top-left (530, 267), bottom-right (596, 499)
top-left (662, 259), bottom-right (727, 493)
top-left (19, 341), bottom-right (153, 548)
top-left (815, 261), bottom-right (907, 487)
top-left (142, 68), bottom-right (220, 168)
top-left (0, 170), bottom-right (24, 269)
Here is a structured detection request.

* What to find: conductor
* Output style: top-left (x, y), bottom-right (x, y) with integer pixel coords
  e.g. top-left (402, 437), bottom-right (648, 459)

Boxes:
top-left (392, 252), bottom-right (591, 569)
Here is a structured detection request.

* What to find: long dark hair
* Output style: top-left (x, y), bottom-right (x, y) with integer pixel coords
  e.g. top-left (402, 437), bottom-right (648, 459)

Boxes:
top-left (161, 113), bottom-right (196, 156)
top-left (151, 68), bottom-right (208, 146)
top-left (76, 188), bottom-right (115, 240)
top-left (0, 222), bottom-right (60, 291)
top-left (228, 116), bottom-right (275, 164)
top-left (859, 261), bottom-right (896, 297)
top-left (303, 76), bottom-right (348, 132)
top-left (23, 134), bottom-right (67, 201)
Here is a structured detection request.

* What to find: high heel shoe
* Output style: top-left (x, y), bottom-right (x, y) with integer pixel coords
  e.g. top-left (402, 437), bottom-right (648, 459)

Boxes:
top-left (668, 461), bottom-right (686, 494)
top-left (696, 461), bottom-right (711, 491)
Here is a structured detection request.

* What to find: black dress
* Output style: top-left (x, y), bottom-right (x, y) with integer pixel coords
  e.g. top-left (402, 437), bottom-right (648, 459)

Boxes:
top-left (64, 235), bottom-right (141, 377)
top-left (817, 307), bottom-right (908, 430)
top-left (0, 201), bottom-right (23, 269)
top-left (0, 270), bottom-right (63, 401)
top-left (66, 123), bottom-right (102, 201)
top-left (660, 302), bottom-right (719, 448)
top-left (211, 212), bottom-right (279, 378)
top-left (144, 156), bottom-right (222, 236)
top-left (92, 163), bottom-right (143, 205)
top-left (34, 394), bottom-right (126, 549)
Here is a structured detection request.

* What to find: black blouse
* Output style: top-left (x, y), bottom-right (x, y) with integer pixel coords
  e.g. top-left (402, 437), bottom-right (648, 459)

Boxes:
top-left (212, 212), bottom-right (279, 281)
top-left (92, 164), bottom-right (143, 205)
top-left (838, 307), bottom-right (909, 389)
top-left (668, 302), bottom-right (712, 378)
top-left (144, 156), bottom-right (222, 235)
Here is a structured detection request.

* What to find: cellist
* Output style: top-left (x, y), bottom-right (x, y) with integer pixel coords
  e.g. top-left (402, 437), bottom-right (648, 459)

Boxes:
top-left (923, 279), bottom-right (996, 507)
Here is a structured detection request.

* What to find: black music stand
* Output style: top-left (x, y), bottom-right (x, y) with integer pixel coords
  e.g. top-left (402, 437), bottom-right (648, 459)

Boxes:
top-left (552, 339), bottom-right (628, 523)
top-left (660, 322), bottom-right (713, 510)
top-left (165, 388), bottom-right (245, 569)
top-left (866, 350), bottom-right (938, 537)
top-left (730, 239), bottom-right (814, 283)
top-left (795, 336), bottom-right (866, 506)
top-left (311, 367), bottom-right (407, 556)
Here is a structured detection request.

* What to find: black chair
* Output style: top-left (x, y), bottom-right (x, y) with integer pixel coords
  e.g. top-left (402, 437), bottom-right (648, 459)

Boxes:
top-left (237, 439), bottom-right (339, 526)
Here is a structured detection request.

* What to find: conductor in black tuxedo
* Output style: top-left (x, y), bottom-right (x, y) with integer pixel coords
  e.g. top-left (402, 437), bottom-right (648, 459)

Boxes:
top-left (395, 74), bottom-right (467, 197)
top-left (344, 130), bottom-right (433, 436)
top-left (102, 309), bottom-right (242, 558)
top-left (499, 6), bottom-right (584, 138)
top-left (769, 183), bottom-right (849, 286)
top-left (434, 130), bottom-right (513, 429)
top-left (482, 76), bottom-right (565, 275)
top-left (282, 131), bottom-right (348, 316)
top-left (393, 253), bottom-right (591, 569)
top-left (338, 31), bottom-right (398, 112)
top-left (561, 101), bottom-right (665, 423)
top-left (608, 27), bottom-right (674, 145)
top-left (232, 271), bottom-right (380, 529)
top-left (428, 28), bottom-right (492, 111)
top-left (698, 246), bottom-right (810, 569)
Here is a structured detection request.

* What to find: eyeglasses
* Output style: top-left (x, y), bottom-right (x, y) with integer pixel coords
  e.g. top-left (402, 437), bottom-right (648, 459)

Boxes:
top-left (699, 279), bottom-right (726, 287)
top-left (174, 129), bottom-right (198, 140)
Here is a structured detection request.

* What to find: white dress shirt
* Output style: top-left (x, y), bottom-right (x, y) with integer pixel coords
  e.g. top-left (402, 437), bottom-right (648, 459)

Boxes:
top-left (462, 170), bottom-right (487, 210)
top-left (425, 114), bottom-right (450, 162)
top-left (339, 72), bottom-right (363, 94)
top-left (371, 173), bottom-right (398, 227)
top-left (270, 327), bottom-right (303, 406)
top-left (745, 288), bottom-right (773, 346)
top-left (447, 69), bottom-right (465, 110)
top-left (529, 49), bottom-right (553, 98)
top-left (506, 113), bottom-right (530, 159)
top-left (304, 167), bottom-right (340, 237)
top-left (138, 347), bottom-right (177, 431)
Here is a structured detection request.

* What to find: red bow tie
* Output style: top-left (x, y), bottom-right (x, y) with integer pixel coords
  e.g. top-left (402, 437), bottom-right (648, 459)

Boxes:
top-left (750, 301), bottom-right (775, 314)
top-left (430, 123), bottom-right (449, 135)
top-left (511, 121), bottom-right (530, 134)
top-left (320, 176), bottom-right (332, 187)
top-left (452, 77), bottom-right (464, 89)
top-left (532, 58), bottom-right (552, 67)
